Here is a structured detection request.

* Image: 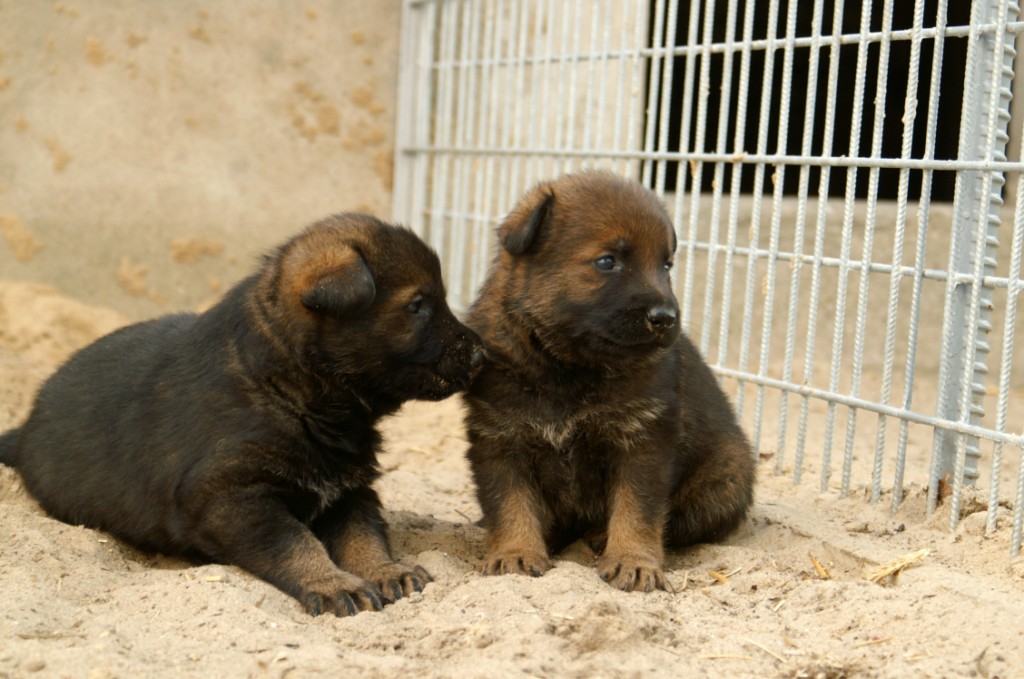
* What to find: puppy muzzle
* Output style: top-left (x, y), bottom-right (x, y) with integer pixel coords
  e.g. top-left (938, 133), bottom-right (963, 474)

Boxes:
top-left (646, 304), bottom-right (677, 333)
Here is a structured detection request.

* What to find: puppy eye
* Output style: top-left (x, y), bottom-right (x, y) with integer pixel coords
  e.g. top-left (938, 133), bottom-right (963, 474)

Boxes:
top-left (405, 297), bottom-right (424, 314)
top-left (594, 255), bottom-right (617, 272)
top-left (664, 260), bottom-right (674, 271)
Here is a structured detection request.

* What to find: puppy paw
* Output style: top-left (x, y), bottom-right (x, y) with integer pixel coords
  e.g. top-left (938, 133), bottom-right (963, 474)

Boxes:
top-left (299, 573), bottom-right (386, 617)
top-left (596, 553), bottom-right (666, 593)
top-left (370, 563), bottom-right (433, 603)
top-left (481, 550), bottom-right (550, 577)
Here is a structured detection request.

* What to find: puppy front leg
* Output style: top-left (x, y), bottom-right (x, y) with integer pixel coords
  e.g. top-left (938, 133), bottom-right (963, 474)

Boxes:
top-left (313, 487), bottom-right (431, 603)
top-left (482, 483), bottom-right (551, 577)
top-left (597, 466), bottom-right (669, 593)
top-left (195, 496), bottom-right (385, 617)
top-left (469, 436), bottom-right (551, 576)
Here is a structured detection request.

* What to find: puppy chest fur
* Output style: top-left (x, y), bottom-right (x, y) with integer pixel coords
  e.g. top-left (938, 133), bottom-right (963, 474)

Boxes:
top-left (466, 366), bottom-right (680, 528)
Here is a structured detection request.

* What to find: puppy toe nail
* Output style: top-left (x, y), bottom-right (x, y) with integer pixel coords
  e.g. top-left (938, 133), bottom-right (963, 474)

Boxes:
top-left (338, 595), bottom-right (357, 617)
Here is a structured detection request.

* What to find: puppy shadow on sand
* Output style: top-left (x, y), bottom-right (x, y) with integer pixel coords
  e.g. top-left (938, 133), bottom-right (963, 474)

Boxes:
top-left (386, 495), bottom-right (766, 592)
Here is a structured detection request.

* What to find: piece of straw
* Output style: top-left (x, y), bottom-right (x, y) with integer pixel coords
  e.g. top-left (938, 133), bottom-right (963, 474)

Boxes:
top-left (810, 555), bottom-right (832, 580)
top-left (743, 639), bottom-right (786, 663)
top-left (864, 549), bottom-right (930, 585)
top-left (708, 570), bottom-right (730, 585)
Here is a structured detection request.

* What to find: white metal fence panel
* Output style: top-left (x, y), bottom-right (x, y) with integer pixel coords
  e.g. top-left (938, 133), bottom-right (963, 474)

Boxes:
top-left (393, 0), bottom-right (1024, 556)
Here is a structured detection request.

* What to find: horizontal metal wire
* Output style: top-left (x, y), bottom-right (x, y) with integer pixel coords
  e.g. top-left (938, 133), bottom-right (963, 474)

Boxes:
top-left (427, 21), bottom-right (1024, 70)
top-left (679, 239), bottom-right (1024, 292)
top-left (715, 366), bottom-right (1024, 448)
top-left (400, 144), bottom-right (1024, 173)
top-left (419, 205), bottom-right (1024, 293)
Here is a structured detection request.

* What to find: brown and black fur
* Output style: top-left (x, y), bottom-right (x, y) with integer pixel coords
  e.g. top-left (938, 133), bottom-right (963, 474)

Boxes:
top-left (0, 213), bottom-right (483, 616)
top-left (463, 170), bottom-right (755, 592)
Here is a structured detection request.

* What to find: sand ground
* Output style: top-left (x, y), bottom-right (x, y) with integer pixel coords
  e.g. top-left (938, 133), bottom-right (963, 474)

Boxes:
top-left (0, 280), bottom-right (1023, 679)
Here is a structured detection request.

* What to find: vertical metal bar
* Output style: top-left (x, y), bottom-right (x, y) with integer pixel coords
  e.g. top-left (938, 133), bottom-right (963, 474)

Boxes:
top-left (533, 0), bottom-right (558, 182)
top-left (735, 0), bottom-right (780, 422)
top-left (661, 0), bottom-right (691, 200)
top-left (562, 0), bottom-right (585, 174)
top-left (503, 0), bottom-right (532, 214)
top-left (677, 0), bottom-right (711, 332)
top-left (494, 0), bottom-right (522, 240)
top-left (821, 0), bottom-right (872, 493)
top-left (392, 1), bottom-right (436, 232)
top-left (523, 0), bottom-right (552, 189)
top-left (876, 0), bottom-right (928, 504)
top-left (427, 0), bottom-right (458, 256)
top-left (611, 0), bottom-right (632, 175)
top-left (892, 0), bottom-right (949, 514)
top-left (715, 0), bottom-right (756, 387)
top-left (993, 125), bottom-right (1024, 539)
top-left (472, 0), bottom-right (501, 303)
top-left (932, 0), bottom-right (1017, 523)
top-left (754, 0), bottom-right (799, 462)
top-left (468, 0), bottom-right (497, 296)
top-left (1015, 428), bottom-right (1024, 553)
top-left (448, 0), bottom-right (473, 309)
top-left (591, 0), bottom-right (614, 172)
top-left (580, 0), bottom-right (605, 168)
top-left (641, 0), bottom-right (668, 186)
top-left (776, 0), bottom-right (825, 475)
top-left (795, 0), bottom-right (844, 486)
top-left (550, 0), bottom-right (571, 177)
top-left (699, 0), bottom-right (740, 358)
top-left (842, 0), bottom-right (894, 497)
top-left (624, 0), bottom-right (649, 177)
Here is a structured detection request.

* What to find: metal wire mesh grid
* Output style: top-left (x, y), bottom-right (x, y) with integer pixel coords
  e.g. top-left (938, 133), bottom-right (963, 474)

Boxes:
top-left (393, 0), bottom-right (1024, 556)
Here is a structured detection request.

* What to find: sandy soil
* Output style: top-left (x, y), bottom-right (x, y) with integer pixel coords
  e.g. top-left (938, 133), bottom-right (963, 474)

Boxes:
top-left (1, 279), bottom-right (1023, 679)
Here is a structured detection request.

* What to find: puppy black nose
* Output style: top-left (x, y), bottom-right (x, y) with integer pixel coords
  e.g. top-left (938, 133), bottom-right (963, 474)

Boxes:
top-left (470, 345), bottom-right (485, 370)
top-left (647, 305), bottom-right (677, 331)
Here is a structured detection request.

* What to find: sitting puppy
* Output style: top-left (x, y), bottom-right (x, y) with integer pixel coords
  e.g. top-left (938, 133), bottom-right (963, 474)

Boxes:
top-left (0, 213), bottom-right (484, 616)
top-left (463, 171), bottom-right (756, 592)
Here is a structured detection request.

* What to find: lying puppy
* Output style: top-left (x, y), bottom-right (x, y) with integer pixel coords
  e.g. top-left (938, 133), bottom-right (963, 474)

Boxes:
top-left (464, 170), bottom-right (756, 592)
top-left (0, 213), bottom-right (483, 616)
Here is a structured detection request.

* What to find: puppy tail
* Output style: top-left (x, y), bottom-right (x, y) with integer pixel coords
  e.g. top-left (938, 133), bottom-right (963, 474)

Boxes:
top-left (0, 428), bottom-right (19, 467)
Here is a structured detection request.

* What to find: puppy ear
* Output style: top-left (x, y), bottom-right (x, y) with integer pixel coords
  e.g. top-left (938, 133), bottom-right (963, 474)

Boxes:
top-left (300, 250), bottom-right (376, 316)
top-left (500, 184), bottom-right (554, 255)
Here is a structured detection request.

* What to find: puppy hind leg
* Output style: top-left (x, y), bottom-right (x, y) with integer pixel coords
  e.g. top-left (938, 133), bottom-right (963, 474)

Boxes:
top-left (313, 487), bottom-right (431, 603)
top-left (666, 435), bottom-right (756, 547)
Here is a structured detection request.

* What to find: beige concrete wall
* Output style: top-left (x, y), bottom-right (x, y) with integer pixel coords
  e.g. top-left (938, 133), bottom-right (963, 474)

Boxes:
top-left (0, 0), bottom-right (400, 320)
